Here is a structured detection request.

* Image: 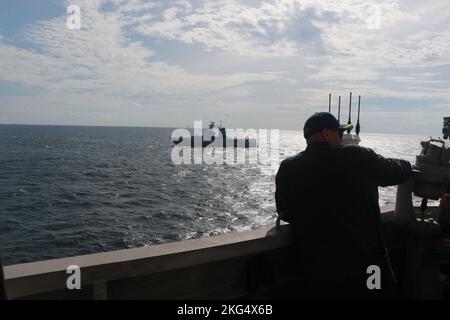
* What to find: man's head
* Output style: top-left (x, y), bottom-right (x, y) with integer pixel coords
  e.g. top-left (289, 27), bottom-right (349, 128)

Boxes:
top-left (303, 112), bottom-right (353, 145)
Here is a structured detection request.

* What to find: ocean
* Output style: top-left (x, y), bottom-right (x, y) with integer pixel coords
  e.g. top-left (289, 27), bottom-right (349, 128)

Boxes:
top-left (0, 124), bottom-right (430, 265)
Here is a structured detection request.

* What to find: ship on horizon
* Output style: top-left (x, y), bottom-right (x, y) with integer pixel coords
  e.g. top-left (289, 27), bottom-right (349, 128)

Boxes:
top-left (172, 121), bottom-right (257, 148)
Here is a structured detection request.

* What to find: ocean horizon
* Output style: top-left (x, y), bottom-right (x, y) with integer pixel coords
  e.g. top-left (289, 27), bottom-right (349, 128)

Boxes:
top-left (0, 123), bottom-right (434, 137)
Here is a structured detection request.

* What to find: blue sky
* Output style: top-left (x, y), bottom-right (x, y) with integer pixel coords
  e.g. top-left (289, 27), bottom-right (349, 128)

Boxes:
top-left (0, 0), bottom-right (449, 135)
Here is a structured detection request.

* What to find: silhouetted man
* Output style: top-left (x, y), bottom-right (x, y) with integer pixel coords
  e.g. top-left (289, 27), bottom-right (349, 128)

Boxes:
top-left (275, 112), bottom-right (412, 299)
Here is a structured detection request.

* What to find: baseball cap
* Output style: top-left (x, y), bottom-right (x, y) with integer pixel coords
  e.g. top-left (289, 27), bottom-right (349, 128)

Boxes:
top-left (303, 112), bottom-right (353, 139)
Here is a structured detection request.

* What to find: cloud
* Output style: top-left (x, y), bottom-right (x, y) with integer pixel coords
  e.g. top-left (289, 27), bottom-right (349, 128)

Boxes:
top-left (124, 0), bottom-right (450, 93)
top-left (131, 0), bottom-right (323, 57)
top-left (0, 0), bottom-right (280, 102)
top-left (0, 0), bottom-right (449, 133)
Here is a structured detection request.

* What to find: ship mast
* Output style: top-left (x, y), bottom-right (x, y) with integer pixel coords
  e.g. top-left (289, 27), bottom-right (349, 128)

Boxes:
top-left (356, 95), bottom-right (361, 135)
top-left (347, 92), bottom-right (352, 134)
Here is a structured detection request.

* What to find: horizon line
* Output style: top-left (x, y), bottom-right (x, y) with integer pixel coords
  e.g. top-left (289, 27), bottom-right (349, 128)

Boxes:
top-left (0, 122), bottom-right (435, 137)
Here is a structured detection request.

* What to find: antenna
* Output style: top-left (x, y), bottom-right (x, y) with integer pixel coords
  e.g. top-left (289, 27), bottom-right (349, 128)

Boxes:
top-left (338, 96), bottom-right (341, 122)
top-left (347, 92), bottom-right (352, 134)
top-left (328, 93), bottom-right (331, 113)
top-left (356, 96), bottom-right (361, 135)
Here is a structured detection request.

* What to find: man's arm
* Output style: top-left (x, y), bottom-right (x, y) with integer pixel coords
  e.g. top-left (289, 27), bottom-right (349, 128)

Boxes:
top-left (275, 161), bottom-right (291, 223)
top-left (361, 147), bottom-right (413, 187)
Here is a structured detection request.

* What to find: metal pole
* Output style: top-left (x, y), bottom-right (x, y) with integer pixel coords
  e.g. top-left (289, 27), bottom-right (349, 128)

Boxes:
top-left (356, 95), bottom-right (361, 135)
top-left (328, 93), bottom-right (331, 113)
top-left (338, 96), bottom-right (341, 122)
top-left (347, 92), bottom-right (352, 133)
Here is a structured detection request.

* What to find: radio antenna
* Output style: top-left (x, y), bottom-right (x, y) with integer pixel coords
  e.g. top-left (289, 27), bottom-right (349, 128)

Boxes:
top-left (347, 92), bottom-right (352, 134)
top-left (328, 93), bottom-right (331, 113)
top-left (338, 96), bottom-right (341, 122)
top-left (356, 96), bottom-right (361, 135)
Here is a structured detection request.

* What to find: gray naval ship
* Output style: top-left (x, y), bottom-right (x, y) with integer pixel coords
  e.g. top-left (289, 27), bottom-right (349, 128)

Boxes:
top-left (1, 117), bottom-right (450, 300)
top-left (172, 121), bottom-right (257, 148)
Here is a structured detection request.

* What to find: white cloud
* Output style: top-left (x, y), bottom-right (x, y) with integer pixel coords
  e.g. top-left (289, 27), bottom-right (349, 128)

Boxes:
top-left (0, 0), bottom-right (279, 99)
top-left (132, 0), bottom-right (309, 57)
top-left (0, 0), bottom-right (450, 133)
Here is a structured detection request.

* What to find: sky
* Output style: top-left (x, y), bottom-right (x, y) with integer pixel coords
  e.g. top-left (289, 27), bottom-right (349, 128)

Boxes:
top-left (0, 0), bottom-right (449, 135)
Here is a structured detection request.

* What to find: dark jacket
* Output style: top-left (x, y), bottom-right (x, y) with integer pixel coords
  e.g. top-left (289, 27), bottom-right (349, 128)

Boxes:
top-left (275, 142), bottom-right (412, 297)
